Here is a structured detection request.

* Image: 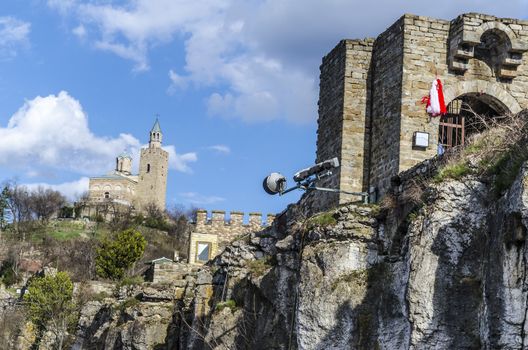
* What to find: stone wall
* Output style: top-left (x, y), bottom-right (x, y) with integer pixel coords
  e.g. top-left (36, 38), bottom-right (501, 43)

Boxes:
top-left (314, 39), bottom-right (374, 211)
top-left (188, 210), bottom-right (275, 264)
top-left (146, 262), bottom-right (197, 284)
top-left (87, 176), bottom-right (137, 204)
top-left (136, 147), bottom-right (169, 210)
top-left (369, 17), bottom-right (405, 196)
top-left (188, 232), bottom-right (219, 265)
top-left (312, 12), bottom-right (528, 212)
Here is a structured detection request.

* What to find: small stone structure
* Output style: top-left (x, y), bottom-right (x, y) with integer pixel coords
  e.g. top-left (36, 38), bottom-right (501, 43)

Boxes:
top-left (188, 210), bottom-right (275, 265)
top-left (311, 13), bottom-right (528, 211)
top-left (145, 257), bottom-right (197, 283)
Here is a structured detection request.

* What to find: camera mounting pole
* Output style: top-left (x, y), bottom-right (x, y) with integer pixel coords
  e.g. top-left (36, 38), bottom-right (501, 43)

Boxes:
top-left (263, 158), bottom-right (371, 204)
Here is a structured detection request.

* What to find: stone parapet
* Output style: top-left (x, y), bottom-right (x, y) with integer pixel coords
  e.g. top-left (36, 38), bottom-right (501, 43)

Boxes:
top-left (189, 210), bottom-right (275, 264)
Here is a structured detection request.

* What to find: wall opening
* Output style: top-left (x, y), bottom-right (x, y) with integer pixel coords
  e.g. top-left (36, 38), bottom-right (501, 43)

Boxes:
top-left (439, 93), bottom-right (507, 150)
top-left (147, 164), bottom-right (151, 173)
top-left (196, 242), bottom-right (211, 262)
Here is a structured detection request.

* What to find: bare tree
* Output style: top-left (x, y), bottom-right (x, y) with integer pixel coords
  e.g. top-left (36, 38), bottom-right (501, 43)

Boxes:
top-left (2, 181), bottom-right (32, 240)
top-left (30, 186), bottom-right (66, 223)
top-left (166, 205), bottom-right (193, 260)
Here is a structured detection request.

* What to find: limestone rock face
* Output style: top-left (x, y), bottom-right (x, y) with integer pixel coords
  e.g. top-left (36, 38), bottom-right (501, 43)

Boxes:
top-left (193, 163), bottom-right (528, 349)
top-left (67, 162), bottom-right (528, 349)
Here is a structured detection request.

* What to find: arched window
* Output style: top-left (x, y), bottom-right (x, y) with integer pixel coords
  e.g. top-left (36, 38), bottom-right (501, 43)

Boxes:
top-left (147, 164), bottom-right (151, 173)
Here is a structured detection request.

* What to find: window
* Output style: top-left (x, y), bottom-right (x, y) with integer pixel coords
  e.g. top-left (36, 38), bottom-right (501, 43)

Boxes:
top-left (196, 242), bottom-right (211, 262)
top-left (104, 192), bottom-right (110, 199)
top-left (147, 164), bottom-right (151, 173)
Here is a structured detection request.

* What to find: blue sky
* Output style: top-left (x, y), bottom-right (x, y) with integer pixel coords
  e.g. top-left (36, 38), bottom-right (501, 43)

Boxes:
top-left (0, 1), bottom-right (526, 216)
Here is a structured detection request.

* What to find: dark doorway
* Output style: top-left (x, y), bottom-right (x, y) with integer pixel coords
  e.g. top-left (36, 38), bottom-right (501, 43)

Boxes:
top-left (438, 93), bottom-right (506, 149)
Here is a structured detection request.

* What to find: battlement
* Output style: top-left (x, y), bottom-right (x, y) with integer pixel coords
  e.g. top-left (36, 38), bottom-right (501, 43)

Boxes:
top-left (188, 209), bottom-right (276, 265)
top-left (194, 210), bottom-right (275, 234)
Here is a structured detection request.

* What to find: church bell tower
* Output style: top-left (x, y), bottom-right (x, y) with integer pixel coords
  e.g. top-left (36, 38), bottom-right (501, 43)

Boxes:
top-left (136, 118), bottom-right (169, 210)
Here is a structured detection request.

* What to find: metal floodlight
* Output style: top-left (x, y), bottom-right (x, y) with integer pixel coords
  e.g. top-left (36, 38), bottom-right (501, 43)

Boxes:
top-left (262, 172), bottom-right (287, 195)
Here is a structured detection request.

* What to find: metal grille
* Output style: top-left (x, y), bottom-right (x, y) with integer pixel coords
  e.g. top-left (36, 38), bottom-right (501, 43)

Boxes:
top-left (438, 99), bottom-right (465, 149)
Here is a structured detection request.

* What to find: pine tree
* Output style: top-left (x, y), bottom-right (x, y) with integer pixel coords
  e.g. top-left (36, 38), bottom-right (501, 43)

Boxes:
top-left (95, 228), bottom-right (147, 280)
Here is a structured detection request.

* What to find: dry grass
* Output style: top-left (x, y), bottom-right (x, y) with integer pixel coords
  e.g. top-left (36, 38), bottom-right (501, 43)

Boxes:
top-left (435, 109), bottom-right (528, 194)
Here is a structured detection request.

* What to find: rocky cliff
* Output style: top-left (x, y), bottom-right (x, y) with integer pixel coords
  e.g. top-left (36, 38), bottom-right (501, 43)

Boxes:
top-left (64, 159), bottom-right (528, 349)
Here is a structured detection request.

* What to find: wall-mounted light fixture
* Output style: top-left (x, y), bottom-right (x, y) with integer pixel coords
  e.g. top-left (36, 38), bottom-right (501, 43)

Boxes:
top-left (413, 131), bottom-right (429, 148)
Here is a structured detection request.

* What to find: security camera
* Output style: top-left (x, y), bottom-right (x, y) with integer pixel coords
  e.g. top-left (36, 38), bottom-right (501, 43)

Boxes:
top-left (293, 157), bottom-right (339, 182)
top-left (262, 172), bottom-right (287, 195)
top-left (263, 157), bottom-right (339, 196)
top-left (262, 157), bottom-right (371, 203)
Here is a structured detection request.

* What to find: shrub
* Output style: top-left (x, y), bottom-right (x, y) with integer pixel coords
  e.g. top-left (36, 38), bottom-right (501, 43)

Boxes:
top-left (434, 162), bottom-right (472, 182)
top-left (246, 256), bottom-right (276, 277)
top-left (0, 261), bottom-right (20, 287)
top-left (95, 229), bottom-right (147, 280)
top-left (119, 297), bottom-right (141, 312)
top-left (24, 272), bottom-right (76, 349)
top-left (306, 212), bottom-right (337, 229)
top-left (118, 275), bottom-right (144, 287)
top-left (215, 299), bottom-right (237, 313)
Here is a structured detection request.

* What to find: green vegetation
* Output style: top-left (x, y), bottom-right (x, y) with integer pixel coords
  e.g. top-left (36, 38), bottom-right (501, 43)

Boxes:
top-left (24, 272), bottom-right (77, 350)
top-left (215, 299), bottom-right (237, 313)
top-left (432, 114), bottom-right (528, 196)
top-left (306, 212), bottom-right (337, 229)
top-left (119, 297), bottom-right (141, 312)
top-left (246, 256), bottom-right (276, 277)
top-left (47, 221), bottom-right (85, 240)
top-left (407, 211), bottom-right (419, 223)
top-left (118, 275), bottom-right (144, 287)
top-left (0, 261), bottom-right (20, 287)
top-left (95, 228), bottom-right (147, 280)
top-left (434, 162), bottom-right (472, 183)
top-left (92, 291), bottom-right (111, 302)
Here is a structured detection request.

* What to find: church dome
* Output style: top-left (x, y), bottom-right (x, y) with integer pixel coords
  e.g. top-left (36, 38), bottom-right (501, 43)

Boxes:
top-left (118, 151), bottom-right (132, 160)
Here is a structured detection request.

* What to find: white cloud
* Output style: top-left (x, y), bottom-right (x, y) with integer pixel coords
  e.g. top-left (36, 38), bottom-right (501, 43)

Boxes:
top-left (179, 192), bottom-right (226, 205)
top-left (0, 16), bottom-right (30, 59)
top-left (163, 145), bottom-right (197, 173)
top-left (48, 0), bottom-right (528, 123)
top-left (0, 91), bottom-right (197, 175)
top-left (25, 177), bottom-right (89, 201)
top-left (168, 69), bottom-right (188, 91)
top-left (208, 144), bottom-right (231, 154)
top-left (72, 24), bottom-right (86, 39)
top-left (47, 0), bottom-right (77, 15)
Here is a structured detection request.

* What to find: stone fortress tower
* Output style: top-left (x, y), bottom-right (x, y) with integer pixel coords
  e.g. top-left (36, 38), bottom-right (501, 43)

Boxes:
top-left (136, 119), bottom-right (169, 210)
top-left (311, 13), bottom-right (528, 211)
top-left (87, 119), bottom-right (169, 211)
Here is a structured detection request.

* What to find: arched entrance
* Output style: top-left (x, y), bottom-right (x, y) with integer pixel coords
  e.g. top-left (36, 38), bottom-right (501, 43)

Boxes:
top-left (438, 93), bottom-right (510, 149)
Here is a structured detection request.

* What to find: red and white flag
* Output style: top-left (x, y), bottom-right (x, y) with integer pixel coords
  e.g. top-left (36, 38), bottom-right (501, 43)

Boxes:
top-left (424, 79), bottom-right (447, 116)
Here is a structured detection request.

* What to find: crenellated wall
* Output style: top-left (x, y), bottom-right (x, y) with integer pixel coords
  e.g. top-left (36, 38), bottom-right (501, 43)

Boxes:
top-left (188, 210), bottom-right (275, 264)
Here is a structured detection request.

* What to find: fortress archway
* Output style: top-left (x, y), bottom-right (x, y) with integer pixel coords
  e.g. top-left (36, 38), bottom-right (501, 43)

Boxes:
top-left (439, 92), bottom-right (510, 149)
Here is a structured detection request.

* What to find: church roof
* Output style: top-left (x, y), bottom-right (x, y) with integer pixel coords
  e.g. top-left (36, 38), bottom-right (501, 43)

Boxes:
top-left (151, 118), bottom-right (162, 133)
